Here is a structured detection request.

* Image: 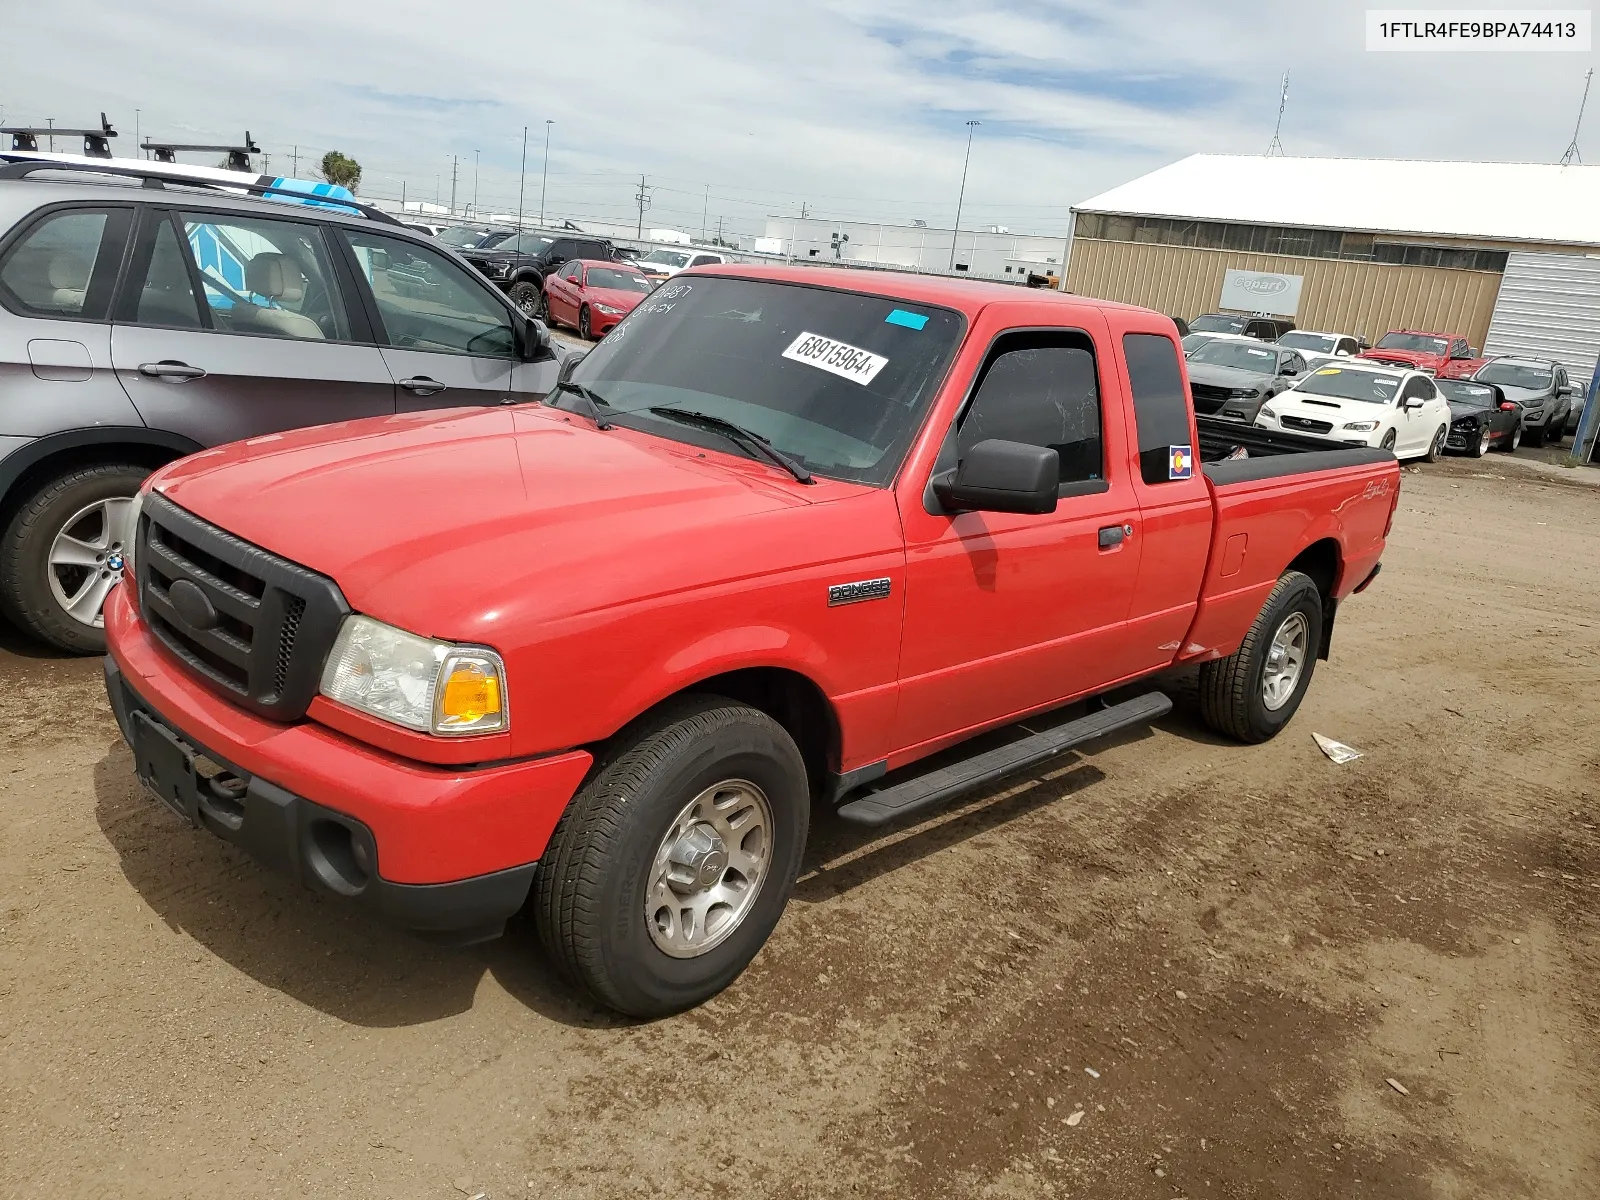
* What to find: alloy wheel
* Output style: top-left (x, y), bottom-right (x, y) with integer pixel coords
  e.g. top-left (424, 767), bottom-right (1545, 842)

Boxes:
top-left (1261, 611), bottom-right (1309, 712)
top-left (47, 496), bottom-right (135, 629)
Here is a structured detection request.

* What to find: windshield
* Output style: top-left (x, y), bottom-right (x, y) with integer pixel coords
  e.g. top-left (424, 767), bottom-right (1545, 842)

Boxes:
top-left (1376, 332), bottom-right (1449, 354)
top-left (586, 267), bottom-right (652, 292)
top-left (438, 226), bottom-right (490, 248)
top-left (1293, 366), bottom-right (1403, 404)
top-left (1188, 340), bottom-right (1279, 373)
top-left (1189, 313), bottom-right (1246, 333)
top-left (1475, 362), bottom-right (1552, 390)
top-left (1437, 380), bottom-right (1498, 408)
top-left (1181, 333), bottom-right (1217, 354)
top-left (1277, 331), bottom-right (1337, 353)
top-left (477, 231), bottom-right (515, 248)
top-left (641, 249), bottom-right (691, 268)
top-left (562, 277), bottom-right (964, 485)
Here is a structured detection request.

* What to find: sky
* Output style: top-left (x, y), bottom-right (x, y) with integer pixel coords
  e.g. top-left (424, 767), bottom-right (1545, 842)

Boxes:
top-left (3, 0), bottom-right (1594, 240)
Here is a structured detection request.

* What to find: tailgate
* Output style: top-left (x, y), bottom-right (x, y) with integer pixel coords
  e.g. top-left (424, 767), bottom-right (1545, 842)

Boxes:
top-left (1180, 455), bottom-right (1399, 662)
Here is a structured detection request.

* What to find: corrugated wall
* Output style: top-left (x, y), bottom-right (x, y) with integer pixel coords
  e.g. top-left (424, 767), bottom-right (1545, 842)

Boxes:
top-left (1483, 252), bottom-right (1600, 377)
top-left (1065, 239), bottom-right (1505, 347)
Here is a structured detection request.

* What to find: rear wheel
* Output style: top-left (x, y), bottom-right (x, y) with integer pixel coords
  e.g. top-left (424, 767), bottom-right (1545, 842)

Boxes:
top-left (1501, 426), bottom-right (1522, 452)
top-left (0, 463), bottom-right (150, 654)
top-left (1198, 570), bottom-right (1323, 744)
top-left (1424, 425), bottom-right (1447, 463)
top-left (535, 696), bottom-right (810, 1017)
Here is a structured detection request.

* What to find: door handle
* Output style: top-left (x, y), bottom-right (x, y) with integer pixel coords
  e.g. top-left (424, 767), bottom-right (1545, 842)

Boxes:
top-left (1098, 524), bottom-right (1131, 549)
top-left (137, 360), bottom-right (206, 381)
top-left (399, 376), bottom-right (447, 396)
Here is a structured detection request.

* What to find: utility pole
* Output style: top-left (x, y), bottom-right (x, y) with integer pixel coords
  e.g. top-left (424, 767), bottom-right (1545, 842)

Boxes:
top-left (702, 184), bottom-right (709, 243)
top-left (1561, 67), bottom-right (1593, 165)
top-left (46, 117), bottom-right (54, 153)
top-left (135, 109), bottom-right (140, 158)
top-left (517, 125), bottom-right (528, 231)
top-left (472, 149), bottom-right (479, 218)
top-left (635, 173), bottom-right (653, 237)
top-left (449, 155), bottom-right (458, 217)
top-left (291, 145), bottom-right (299, 176)
top-left (402, 180), bottom-right (406, 209)
top-left (717, 215), bottom-right (725, 246)
top-left (1266, 70), bottom-right (1289, 156)
top-left (800, 202), bottom-right (809, 219)
top-left (539, 120), bottom-right (553, 224)
top-left (949, 119), bottom-right (979, 271)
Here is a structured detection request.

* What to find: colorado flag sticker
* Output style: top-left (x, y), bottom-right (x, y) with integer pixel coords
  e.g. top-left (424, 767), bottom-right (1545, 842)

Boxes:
top-left (1169, 444), bottom-right (1194, 480)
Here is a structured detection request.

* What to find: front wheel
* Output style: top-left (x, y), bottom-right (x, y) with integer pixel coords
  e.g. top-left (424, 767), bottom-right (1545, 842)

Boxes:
top-left (509, 280), bottom-right (543, 319)
top-left (1197, 570), bottom-right (1323, 744)
top-left (1424, 425), bottom-right (1447, 463)
top-left (1469, 427), bottom-right (1490, 457)
top-left (1380, 429), bottom-right (1398, 453)
top-left (0, 463), bottom-right (150, 654)
top-left (578, 306), bottom-right (592, 340)
top-left (535, 696), bottom-right (810, 1017)
top-left (1525, 426), bottom-right (1545, 447)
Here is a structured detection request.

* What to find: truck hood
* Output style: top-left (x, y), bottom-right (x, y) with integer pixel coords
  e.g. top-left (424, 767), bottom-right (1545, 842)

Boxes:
top-left (151, 406), bottom-right (858, 640)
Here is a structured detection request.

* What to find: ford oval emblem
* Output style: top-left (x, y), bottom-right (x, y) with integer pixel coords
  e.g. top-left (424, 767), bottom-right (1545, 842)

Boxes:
top-left (168, 578), bottom-right (219, 631)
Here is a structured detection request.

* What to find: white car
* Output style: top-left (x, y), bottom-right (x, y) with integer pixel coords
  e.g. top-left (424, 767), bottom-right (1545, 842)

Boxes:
top-left (1256, 361), bottom-right (1452, 460)
top-left (636, 247), bottom-right (729, 281)
top-left (1274, 329), bottom-right (1365, 361)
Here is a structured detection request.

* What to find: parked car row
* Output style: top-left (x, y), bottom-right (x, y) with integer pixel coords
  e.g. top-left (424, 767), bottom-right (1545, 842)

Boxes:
top-left (1184, 310), bottom-right (1591, 455)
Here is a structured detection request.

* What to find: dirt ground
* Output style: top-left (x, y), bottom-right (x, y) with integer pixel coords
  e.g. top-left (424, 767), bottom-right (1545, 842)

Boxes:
top-left (2, 451), bottom-right (1597, 1199)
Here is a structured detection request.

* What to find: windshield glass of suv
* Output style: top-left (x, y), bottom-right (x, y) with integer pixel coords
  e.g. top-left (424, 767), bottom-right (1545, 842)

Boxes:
top-left (1475, 362), bottom-right (1552, 390)
top-left (506, 234), bottom-right (553, 255)
top-left (1437, 380), bottom-right (1498, 408)
top-left (1277, 331), bottom-right (1337, 353)
top-left (587, 267), bottom-right (652, 292)
top-left (1187, 340), bottom-right (1278, 372)
top-left (1376, 332), bottom-right (1449, 354)
top-left (641, 250), bottom-right (691, 268)
top-left (1293, 367), bottom-right (1403, 404)
top-left (1189, 314), bottom-right (1245, 333)
top-left (438, 227), bottom-right (489, 248)
top-left (563, 278), bottom-right (964, 485)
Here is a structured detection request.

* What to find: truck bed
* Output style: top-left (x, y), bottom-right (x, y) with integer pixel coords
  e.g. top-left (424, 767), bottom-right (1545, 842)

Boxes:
top-left (1196, 415), bottom-right (1392, 485)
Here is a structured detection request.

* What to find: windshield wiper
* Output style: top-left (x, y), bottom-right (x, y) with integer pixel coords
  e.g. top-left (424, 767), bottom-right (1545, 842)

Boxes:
top-left (647, 406), bottom-right (813, 484)
top-left (548, 379), bottom-right (613, 429)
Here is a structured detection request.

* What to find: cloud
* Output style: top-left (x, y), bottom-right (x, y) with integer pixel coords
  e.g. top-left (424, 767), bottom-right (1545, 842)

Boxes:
top-left (2, 0), bottom-right (1590, 239)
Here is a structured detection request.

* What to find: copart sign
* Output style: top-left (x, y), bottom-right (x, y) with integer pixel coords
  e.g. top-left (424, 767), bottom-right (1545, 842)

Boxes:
top-left (1219, 269), bottom-right (1303, 317)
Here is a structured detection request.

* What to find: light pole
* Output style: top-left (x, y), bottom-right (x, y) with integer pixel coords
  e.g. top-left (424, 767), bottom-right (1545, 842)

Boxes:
top-left (517, 125), bottom-right (528, 231)
top-left (539, 120), bottom-right (553, 225)
top-left (702, 184), bottom-right (709, 243)
top-left (135, 109), bottom-right (140, 158)
top-left (949, 119), bottom-right (980, 272)
top-left (472, 149), bottom-right (479, 218)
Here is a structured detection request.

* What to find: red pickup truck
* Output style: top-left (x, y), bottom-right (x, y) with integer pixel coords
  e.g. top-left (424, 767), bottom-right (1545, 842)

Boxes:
top-left (103, 266), bottom-right (1399, 1017)
top-left (1359, 329), bottom-right (1487, 379)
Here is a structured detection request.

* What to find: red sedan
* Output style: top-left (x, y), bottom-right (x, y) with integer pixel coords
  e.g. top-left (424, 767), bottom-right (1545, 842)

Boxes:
top-left (540, 259), bottom-right (654, 340)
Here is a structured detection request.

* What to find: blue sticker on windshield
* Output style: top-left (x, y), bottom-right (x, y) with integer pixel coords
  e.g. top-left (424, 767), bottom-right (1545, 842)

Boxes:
top-left (885, 309), bottom-right (929, 330)
top-left (1169, 445), bottom-right (1194, 480)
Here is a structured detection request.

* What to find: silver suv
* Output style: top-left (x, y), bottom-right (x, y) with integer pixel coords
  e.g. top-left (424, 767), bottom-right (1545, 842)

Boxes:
top-left (0, 159), bottom-right (561, 652)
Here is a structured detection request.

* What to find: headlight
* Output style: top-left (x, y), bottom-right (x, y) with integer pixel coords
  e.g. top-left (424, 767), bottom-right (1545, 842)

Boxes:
top-left (1342, 420), bottom-right (1380, 432)
top-left (594, 303), bottom-right (624, 315)
top-left (319, 615), bottom-right (508, 736)
top-left (1228, 387), bottom-right (1262, 398)
top-left (1258, 405), bottom-right (1277, 421)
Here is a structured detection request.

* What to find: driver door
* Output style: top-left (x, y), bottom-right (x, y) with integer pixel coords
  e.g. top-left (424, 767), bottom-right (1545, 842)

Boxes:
top-left (340, 228), bottom-right (549, 409)
top-left (1396, 376), bottom-right (1435, 453)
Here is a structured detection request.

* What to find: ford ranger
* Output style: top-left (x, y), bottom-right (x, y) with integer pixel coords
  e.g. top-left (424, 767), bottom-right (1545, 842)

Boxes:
top-left (102, 266), bottom-right (1399, 1017)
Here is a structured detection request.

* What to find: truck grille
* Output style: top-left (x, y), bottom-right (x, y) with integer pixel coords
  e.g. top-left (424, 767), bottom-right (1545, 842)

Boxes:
top-left (1280, 414), bottom-right (1334, 435)
top-left (135, 493), bottom-right (349, 720)
top-left (1364, 356), bottom-right (1414, 370)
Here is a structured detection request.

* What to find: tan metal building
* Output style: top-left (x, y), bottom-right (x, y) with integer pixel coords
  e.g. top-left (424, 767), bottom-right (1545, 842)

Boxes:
top-left (1066, 155), bottom-right (1600, 356)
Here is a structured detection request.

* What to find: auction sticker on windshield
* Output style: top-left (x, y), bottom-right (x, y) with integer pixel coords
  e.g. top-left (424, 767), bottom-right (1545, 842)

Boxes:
top-left (782, 332), bottom-right (889, 386)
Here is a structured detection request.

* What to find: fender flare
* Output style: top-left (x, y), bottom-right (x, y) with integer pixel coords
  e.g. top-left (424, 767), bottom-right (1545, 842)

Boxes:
top-left (0, 426), bottom-right (203, 507)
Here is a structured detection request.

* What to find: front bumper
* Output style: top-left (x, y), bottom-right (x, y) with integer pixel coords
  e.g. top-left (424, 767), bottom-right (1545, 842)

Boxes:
top-left (104, 587), bottom-right (594, 939)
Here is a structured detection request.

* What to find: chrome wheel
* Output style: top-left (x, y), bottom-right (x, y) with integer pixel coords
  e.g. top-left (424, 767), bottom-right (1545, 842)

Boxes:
top-left (1262, 611), bottom-right (1309, 711)
top-left (47, 496), bottom-right (135, 629)
top-left (1477, 428), bottom-right (1491, 456)
top-left (646, 779), bottom-right (773, 959)
top-left (1509, 427), bottom-right (1522, 451)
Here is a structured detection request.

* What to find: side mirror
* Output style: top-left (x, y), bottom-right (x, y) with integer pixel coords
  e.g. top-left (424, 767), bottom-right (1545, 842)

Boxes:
top-left (1404, 397), bottom-right (1425, 410)
top-left (1358, 339), bottom-right (1371, 350)
top-left (932, 440), bottom-right (1058, 515)
top-left (1280, 366), bottom-right (1298, 377)
top-left (520, 316), bottom-right (554, 362)
top-left (1499, 401), bottom-right (1519, 411)
top-left (557, 347), bottom-right (587, 381)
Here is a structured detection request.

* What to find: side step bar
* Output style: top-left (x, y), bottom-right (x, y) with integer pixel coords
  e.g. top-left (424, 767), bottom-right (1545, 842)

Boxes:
top-left (835, 691), bottom-right (1172, 828)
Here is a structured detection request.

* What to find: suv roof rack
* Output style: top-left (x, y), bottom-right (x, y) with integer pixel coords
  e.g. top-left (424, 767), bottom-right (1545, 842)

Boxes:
top-left (141, 131), bottom-right (260, 172)
top-left (1, 113), bottom-right (117, 158)
top-left (0, 157), bottom-right (401, 225)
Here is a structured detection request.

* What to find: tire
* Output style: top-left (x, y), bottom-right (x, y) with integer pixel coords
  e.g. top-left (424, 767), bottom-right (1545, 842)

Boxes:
top-left (1469, 427), bottom-right (1490, 458)
top-left (1380, 429), bottom-right (1398, 453)
top-left (535, 695), bottom-right (810, 1018)
top-left (1546, 419), bottom-right (1564, 447)
top-left (1525, 426), bottom-right (1545, 447)
top-left (1424, 425), bottom-right (1447, 463)
top-left (578, 306), bottom-right (592, 340)
top-left (509, 280), bottom-right (542, 317)
top-left (1500, 426), bottom-right (1522, 452)
top-left (0, 462), bottom-right (150, 654)
top-left (1197, 570), bottom-right (1323, 744)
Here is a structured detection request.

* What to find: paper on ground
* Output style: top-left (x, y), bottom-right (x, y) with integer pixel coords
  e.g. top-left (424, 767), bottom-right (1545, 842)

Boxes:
top-left (1313, 733), bottom-right (1363, 764)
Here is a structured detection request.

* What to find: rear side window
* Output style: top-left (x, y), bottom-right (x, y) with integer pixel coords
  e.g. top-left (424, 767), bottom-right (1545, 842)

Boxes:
top-left (1123, 334), bottom-right (1193, 486)
top-left (0, 208), bottom-right (114, 319)
top-left (134, 219), bottom-right (203, 329)
top-left (958, 332), bottom-right (1103, 488)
